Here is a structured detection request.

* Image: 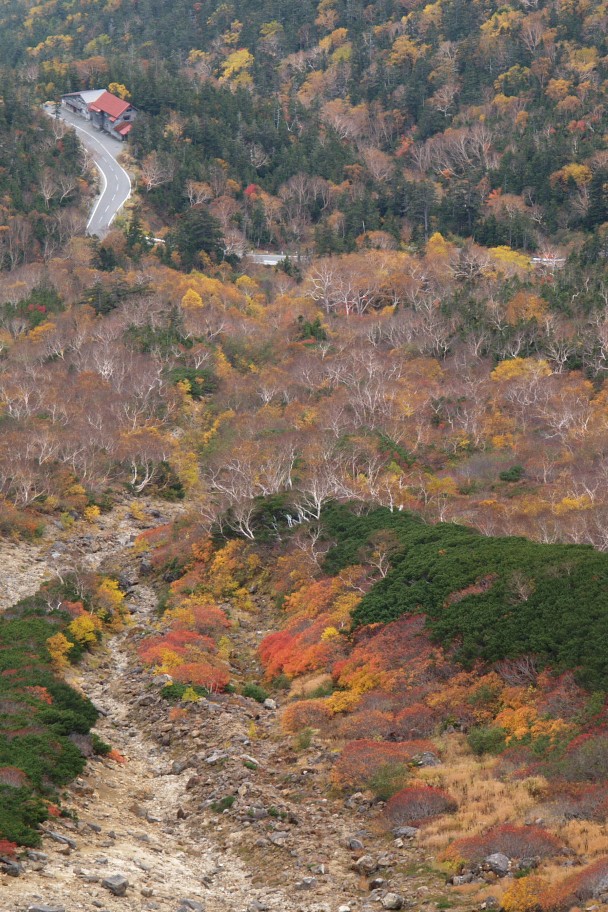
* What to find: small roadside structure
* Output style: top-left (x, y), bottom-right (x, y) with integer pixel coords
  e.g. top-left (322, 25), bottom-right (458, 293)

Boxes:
top-left (61, 89), bottom-right (136, 141)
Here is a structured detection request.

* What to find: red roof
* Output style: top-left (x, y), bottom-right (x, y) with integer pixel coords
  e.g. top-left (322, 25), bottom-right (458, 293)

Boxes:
top-left (88, 91), bottom-right (131, 121)
top-left (116, 123), bottom-right (132, 136)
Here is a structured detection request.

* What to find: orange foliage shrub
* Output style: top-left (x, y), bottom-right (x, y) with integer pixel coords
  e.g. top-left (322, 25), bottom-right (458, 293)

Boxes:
top-left (441, 825), bottom-right (562, 866)
top-left (332, 739), bottom-right (436, 789)
top-left (168, 706), bottom-right (189, 722)
top-left (107, 748), bottom-right (127, 764)
top-left (281, 699), bottom-right (334, 735)
top-left (171, 661), bottom-right (230, 692)
top-left (190, 603), bottom-right (231, 636)
top-left (385, 785), bottom-right (457, 826)
top-left (139, 629), bottom-right (217, 666)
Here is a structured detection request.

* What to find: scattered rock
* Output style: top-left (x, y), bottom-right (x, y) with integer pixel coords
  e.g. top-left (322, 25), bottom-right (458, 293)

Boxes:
top-left (178, 900), bottom-right (204, 911)
top-left (46, 830), bottom-right (77, 849)
top-left (451, 874), bottom-right (475, 885)
top-left (26, 850), bottom-right (48, 862)
top-left (392, 826), bottom-right (418, 839)
top-left (270, 831), bottom-right (289, 846)
top-left (347, 837), bottom-right (365, 851)
top-left (263, 698), bottom-right (277, 710)
top-left (295, 877), bottom-right (317, 890)
top-left (413, 751), bottom-right (441, 767)
top-left (171, 759), bottom-right (191, 775)
top-left (484, 853), bottom-right (510, 877)
top-left (0, 857), bottom-right (22, 877)
top-left (102, 873), bottom-right (129, 896)
top-left (382, 893), bottom-right (404, 910)
top-left (354, 855), bottom-right (378, 875)
top-left (27, 906), bottom-right (66, 912)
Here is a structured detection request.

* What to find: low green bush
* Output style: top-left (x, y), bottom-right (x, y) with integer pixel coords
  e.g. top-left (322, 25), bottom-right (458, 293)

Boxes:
top-left (320, 504), bottom-right (608, 690)
top-left (467, 726), bottom-right (508, 756)
top-left (0, 593), bottom-right (100, 846)
top-left (241, 682), bottom-right (269, 703)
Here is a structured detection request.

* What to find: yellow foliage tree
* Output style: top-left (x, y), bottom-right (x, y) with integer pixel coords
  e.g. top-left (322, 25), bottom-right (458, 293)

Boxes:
top-left (182, 288), bottom-right (204, 309)
top-left (46, 632), bottom-right (74, 669)
top-left (491, 357), bottom-right (552, 383)
top-left (220, 48), bottom-right (254, 85)
top-left (108, 82), bottom-right (131, 100)
top-left (68, 614), bottom-right (101, 647)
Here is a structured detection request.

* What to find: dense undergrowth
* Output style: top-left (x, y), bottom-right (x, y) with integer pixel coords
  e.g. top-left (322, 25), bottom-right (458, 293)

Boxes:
top-left (0, 576), bottom-right (126, 849)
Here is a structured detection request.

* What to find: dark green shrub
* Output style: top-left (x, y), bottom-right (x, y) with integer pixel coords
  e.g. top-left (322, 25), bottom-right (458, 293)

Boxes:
top-left (467, 726), bottom-right (508, 756)
top-left (499, 465), bottom-right (525, 482)
top-left (241, 682), bottom-right (269, 703)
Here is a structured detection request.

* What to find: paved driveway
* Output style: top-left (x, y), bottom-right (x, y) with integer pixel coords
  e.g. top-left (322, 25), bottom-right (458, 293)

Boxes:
top-left (49, 107), bottom-right (132, 237)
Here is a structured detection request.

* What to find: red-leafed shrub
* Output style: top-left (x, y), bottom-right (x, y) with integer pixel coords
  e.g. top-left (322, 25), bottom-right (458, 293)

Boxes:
top-left (0, 766), bottom-right (29, 788)
top-left (385, 785), bottom-right (457, 825)
top-left (280, 699), bottom-right (334, 735)
top-left (332, 740), bottom-right (436, 790)
top-left (338, 710), bottom-right (393, 740)
top-left (191, 604), bottom-right (231, 637)
top-left (171, 661), bottom-right (230, 692)
top-left (545, 781), bottom-right (608, 822)
top-left (442, 825), bottom-right (561, 866)
top-left (260, 617), bottom-right (345, 679)
top-left (0, 838), bottom-right (18, 857)
top-left (536, 671), bottom-right (588, 722)
top-left (393, 704), bottom-right (438, 738)
top-left (558, 732), bottom-right (608, 782)
top-left (24, 686), bottom-right (53, 705)
top-left (542, 857), bottom-right (608, 911)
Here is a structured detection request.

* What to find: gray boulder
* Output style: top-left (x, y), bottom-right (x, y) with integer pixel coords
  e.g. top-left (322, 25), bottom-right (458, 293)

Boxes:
top-left (392, 826), bottom-right (418, 838)
top-left (354, 855), bottom-right (378, 874)
top-left (27, 906), bottom-right (65, 912)
top-left (102, 873), bottom-right (129, 896)
top-left (484, 853), bottom-right (510, 876)
top-left (382, 894), bottom-right (404, 910)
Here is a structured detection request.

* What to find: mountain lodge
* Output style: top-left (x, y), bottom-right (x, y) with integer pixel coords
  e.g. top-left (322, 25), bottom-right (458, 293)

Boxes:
top-left (61, 90), bottom-right (136, 141)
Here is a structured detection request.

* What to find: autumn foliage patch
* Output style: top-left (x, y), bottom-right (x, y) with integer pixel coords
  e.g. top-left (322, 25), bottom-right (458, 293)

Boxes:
top-left (542, 857), bottom-right (608, 911)
top-left (385, 785), bottom-right (457, 826)
top-left (441, 825), bottom-right (562, 867)
top-left (332, 739), bottom-right (436, 790)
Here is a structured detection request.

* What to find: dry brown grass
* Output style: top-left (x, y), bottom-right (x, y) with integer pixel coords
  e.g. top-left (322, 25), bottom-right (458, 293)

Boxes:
top-left (415, 736), bottom-right (549, 858)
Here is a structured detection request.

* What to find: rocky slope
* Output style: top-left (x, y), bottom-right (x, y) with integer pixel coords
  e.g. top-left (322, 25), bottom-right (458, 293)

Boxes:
top-left (0, 505), bottom-right (463, 912)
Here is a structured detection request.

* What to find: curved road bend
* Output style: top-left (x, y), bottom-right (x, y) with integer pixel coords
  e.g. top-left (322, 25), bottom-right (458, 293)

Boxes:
top-left (53, 108), bottom-right (132, 238)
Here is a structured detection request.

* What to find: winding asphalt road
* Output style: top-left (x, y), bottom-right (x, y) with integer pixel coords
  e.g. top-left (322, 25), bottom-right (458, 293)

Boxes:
top-left (50, 107), bottom-right (132, 237)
